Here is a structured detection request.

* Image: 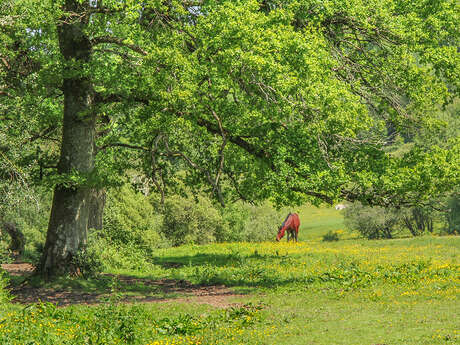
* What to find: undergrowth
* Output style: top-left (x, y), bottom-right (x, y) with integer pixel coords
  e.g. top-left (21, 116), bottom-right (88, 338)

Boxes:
top-left (0, 302), bottom-right (264, 345)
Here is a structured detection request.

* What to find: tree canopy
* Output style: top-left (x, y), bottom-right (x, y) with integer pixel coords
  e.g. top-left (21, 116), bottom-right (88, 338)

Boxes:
top-left (1, 0), bottom-right (459, 275)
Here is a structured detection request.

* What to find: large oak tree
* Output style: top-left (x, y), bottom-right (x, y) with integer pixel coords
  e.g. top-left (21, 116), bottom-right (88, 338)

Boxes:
top-left (1, 0), bottom-right (459, 276)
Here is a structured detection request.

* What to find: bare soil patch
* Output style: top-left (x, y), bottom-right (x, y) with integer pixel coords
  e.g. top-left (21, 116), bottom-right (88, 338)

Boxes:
top-left (2, 263), bottom-right (243, 308)
top-left (1, 262), bottom-right (34, 276)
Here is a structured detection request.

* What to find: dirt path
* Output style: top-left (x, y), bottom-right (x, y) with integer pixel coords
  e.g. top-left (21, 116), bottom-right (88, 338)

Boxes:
top-left (1, 262), bottom-right (34, 276)
top-left (2, 263), bottom-right (243, 308)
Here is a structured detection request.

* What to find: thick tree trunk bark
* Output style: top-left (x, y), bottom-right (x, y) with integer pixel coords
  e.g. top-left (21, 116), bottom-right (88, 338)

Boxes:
top-left (88, 188), bottom-right (106, 231)
top-left (1, 221), bottom-right (25, 256)
top-left (38, 0), bottom-right (95, 277)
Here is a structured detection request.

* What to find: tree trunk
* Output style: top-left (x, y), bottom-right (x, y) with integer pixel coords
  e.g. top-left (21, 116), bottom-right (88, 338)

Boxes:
top-left (1, 221), bottom-right (25, 257)
top-left (403, 216), bottom-right (417, 236)
top-left (88, 188), bottom-right (106, 231)
top-left (413, 208), bottom-right (424, 234)
top-left (38, 0), bottom-right (95, 277)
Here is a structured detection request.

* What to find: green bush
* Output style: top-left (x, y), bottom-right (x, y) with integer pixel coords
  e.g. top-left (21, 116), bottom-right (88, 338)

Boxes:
top-left (240, 203), bottom-right (283, 242)
top-left (322, 230), bottom-right (339, 242)
top-left (220, 201), bottom-right (250, 242)
top-left (160, 195), bottom-right (282, 245)
top-left (71, 241), bottom-right (104, 278)
top-left (0, 187), bottom-right (50, 264)
top-left (91, 236), bottom-right (157, 271)
top-left (0, 240), bottom-right (12, 264)
top-left (85, 185), bottom-right (168, 271)
top-left (161, 194), bottom-right (228, 246)
top-left (0, 268), bottom-right (12, 304)
top-left (102, 185), bottom-right (167, 252)
top-left (343, 202), bottom-right (400, 239)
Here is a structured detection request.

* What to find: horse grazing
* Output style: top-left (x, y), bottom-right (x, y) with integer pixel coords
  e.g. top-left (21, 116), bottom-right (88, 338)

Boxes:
top-left (276, 213), bottom-right (300, 242)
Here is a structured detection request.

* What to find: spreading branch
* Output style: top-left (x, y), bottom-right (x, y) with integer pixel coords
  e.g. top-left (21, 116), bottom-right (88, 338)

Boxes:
top-left (161, 135), bottom-right (225, 207)
top-left (194, 116), bottom-right (335, 205)
top-left (98, 142), bottom-right (149, 151)
top-left (150, 134), bottom-right (166, 206)
top-left (90, 36), bottom-right (148, 56)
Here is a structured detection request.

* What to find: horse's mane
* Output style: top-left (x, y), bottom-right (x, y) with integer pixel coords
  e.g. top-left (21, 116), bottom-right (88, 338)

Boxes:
top-left (280, 212), bottom-right (292, 228)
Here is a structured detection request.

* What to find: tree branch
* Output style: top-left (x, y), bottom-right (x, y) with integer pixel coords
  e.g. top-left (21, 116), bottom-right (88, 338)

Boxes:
top-left (195, 117), bottom-right (334, 205)
top-left (161, 135), bottom-right (226, 207)
top-left (90, 36), bottom-right (148, 56)
top-left (98, 142), bottom-right (149, 151)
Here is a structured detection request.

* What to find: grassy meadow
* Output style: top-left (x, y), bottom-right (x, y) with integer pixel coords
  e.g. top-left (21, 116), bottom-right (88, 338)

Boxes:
top-left (1, 206), bottom-right (459, 345)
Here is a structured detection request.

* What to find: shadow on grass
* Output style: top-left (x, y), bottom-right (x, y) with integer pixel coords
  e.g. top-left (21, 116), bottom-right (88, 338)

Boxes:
top-left (153, 251), bottom-right (285, 269)
top-left (4, 249), bottom-right (343, 306)
top-left (4, 260), bottom-right (254, 307)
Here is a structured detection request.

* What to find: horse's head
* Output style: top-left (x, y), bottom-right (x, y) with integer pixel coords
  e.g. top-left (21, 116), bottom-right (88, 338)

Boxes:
top-left (276, 225), bottom-right (284, 241)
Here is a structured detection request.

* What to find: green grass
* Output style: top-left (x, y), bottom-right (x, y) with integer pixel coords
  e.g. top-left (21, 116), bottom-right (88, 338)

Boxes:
top-left (297, 205), bottom-right (347, 238)
top-left (280, 204), bottom-right (349, 241)
top-left (1, 206), bottom-right (459, 345)
top-left (2, 235), bottom-right (459, 344)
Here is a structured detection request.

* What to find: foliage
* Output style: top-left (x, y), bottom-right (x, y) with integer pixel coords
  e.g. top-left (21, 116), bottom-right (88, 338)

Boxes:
top-left (0, 269), bottom-right (12, 304)
top-left (0, 301), bottom-right (264, 345)
top-left (343, 200), bottom-right (452, 239)
top-left (0, 187), bottom-right (50, 264)
top-left (84, 185), bottom-right (168, 271)
top-left (90, 237), bottom-right (158, 272)
top-left (0, 241), bottom-right (12, 265)
top-left (2, 0), bottom-right (459, 275)
top-left (322, 230), bottom-right (339, 242)
top-left (221, 201), bottom-right (286, 242)
top-left (70, 242), bottom-right (104, 278)
top-left (1, 0), bottom-right (459, 206)
top-left (238, 203), bottom-right (284, 242)
top-left (400, 206), bottom-right (435, 236)
top-left (446, 193), bottom-right (460, 234)
top-left (161, 194), bottom-right (228, 246)
top-left (343, 202), bottom-right (400, 239)
top-left (87, 187), bottom-right (297, 270)
top-left (0, 140), bottom-right (47, 261)
top-left (160, 194), bottom-right (286, 245)
top-left (219, 202), bottom-right (251, 242)
top-left (102, 185), bottom-right (167, 252)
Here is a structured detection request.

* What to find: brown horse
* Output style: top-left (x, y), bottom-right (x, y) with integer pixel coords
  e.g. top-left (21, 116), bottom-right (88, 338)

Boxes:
top-left (276, 213), bottom-right (300, 242)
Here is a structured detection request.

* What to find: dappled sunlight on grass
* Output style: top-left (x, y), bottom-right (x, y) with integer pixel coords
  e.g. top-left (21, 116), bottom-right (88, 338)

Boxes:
top-left (149, 237), bottom-right (459, 300)
top-left (1, 236), bottom-right (458, 344)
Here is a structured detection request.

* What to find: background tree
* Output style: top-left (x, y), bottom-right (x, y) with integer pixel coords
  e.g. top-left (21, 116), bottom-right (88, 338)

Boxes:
top-left (0, 0), bottom-right (459, 277)
top-left (446, 193), bottom-right (460, 234)
top-left (343, 202), bottom-right (400, 239)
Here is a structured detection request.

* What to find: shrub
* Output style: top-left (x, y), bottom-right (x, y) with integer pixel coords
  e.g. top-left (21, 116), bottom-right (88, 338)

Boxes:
top-left (220, 201), bottom-right (250, 242)
top-left (0, 268), bottom-right (12, 304)
top-left (161, 194), bottom-right (228, 246)
top-left (322, 230), bottom-right (339, 242)
top-left (0, 187), bottom-right (50, 264)
top-left (91, 236), bottom-right (156, 271)
top-left (0, 239), bottom-right (12, 264)
top-left (71, 241), bottom-right (104, 278)
top-left (84, 185), bottom-right (168, 271)
top-left (240, 203), bottom-right (283, 242)
top-left (343, 202), bottom-right (400, 239)
top-left (102, 185), bottom-right (167, 252)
